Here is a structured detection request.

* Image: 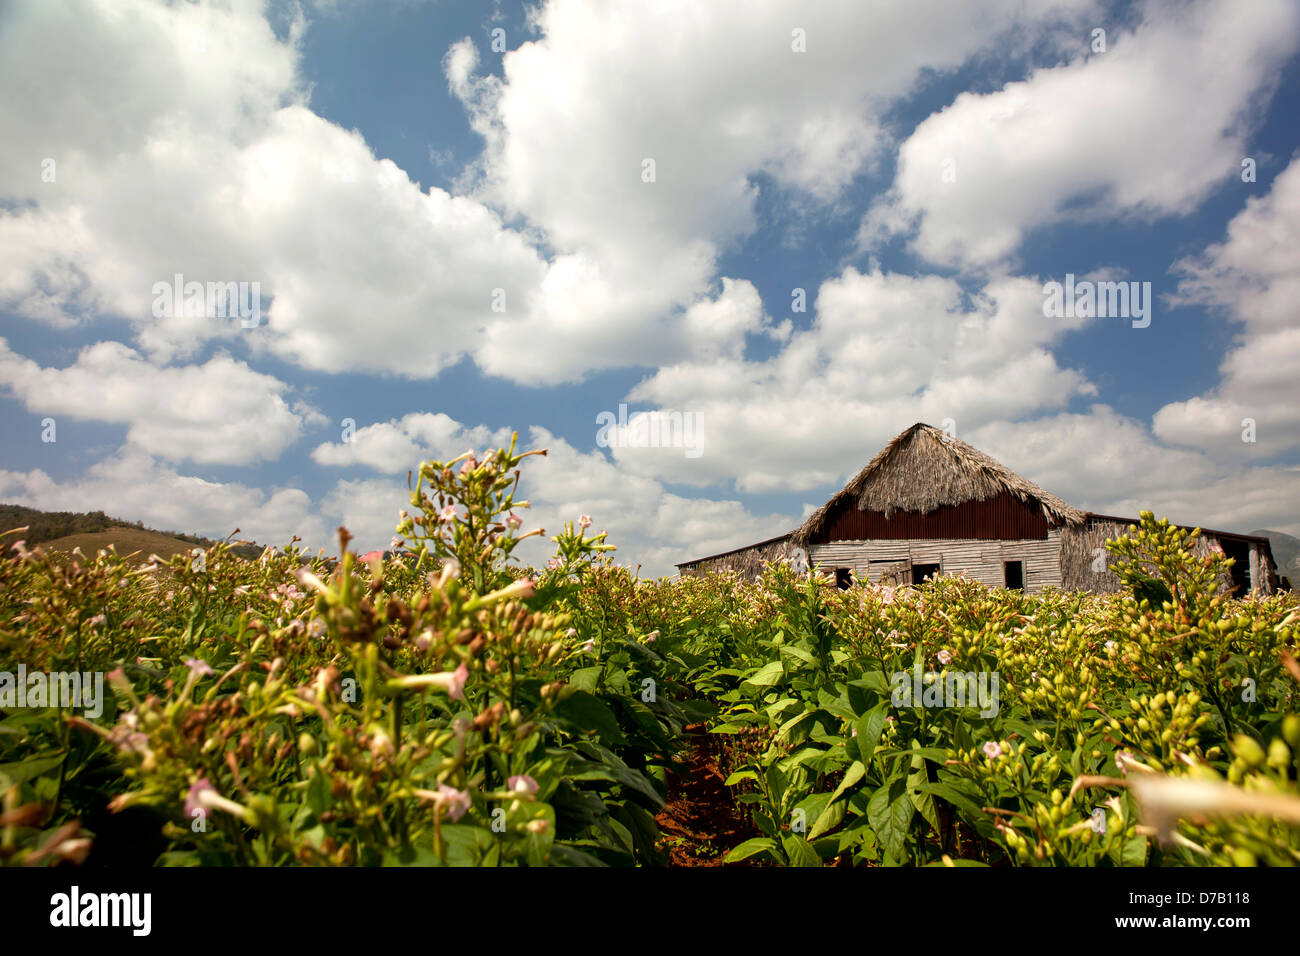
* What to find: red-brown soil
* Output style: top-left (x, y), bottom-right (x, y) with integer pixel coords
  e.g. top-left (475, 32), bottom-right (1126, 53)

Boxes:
top-left (655, 723), bottom-right (763, 866)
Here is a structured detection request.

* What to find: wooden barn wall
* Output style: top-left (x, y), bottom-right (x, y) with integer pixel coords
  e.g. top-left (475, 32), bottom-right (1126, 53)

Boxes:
top-left (1059, 520), bottom-right (1126, 593)
top-left (1249, 544), bottom-right (1276, 594)
top-left (1060, 519), bottom-right (1272, 595)
top-left (813, 491), bottom-right (1048, 543)
top-left (678, 537), bottom-right (794, 579)
top-left (809, 529), bottom-right (1064, 593)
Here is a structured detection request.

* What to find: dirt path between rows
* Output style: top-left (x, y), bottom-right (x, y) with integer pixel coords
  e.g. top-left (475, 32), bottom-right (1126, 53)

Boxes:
top-left (655, 723), bottom-right (761, 866)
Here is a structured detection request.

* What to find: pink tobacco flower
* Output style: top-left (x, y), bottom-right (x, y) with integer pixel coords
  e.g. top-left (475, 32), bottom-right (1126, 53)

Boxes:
top-left (393, 663), bottom-right (469, 700)
top-left (506, 513), bottom-right (522, 530)
top-left (439, 504), bottom-right (458, 523)
top-left (360, 550), bottom-right (383, 564)
top-left (507, 775), bottom-right (540, 797)
top-left (497, 577), bottom-right (536, 600)
top-left (982, 741), bottom-right (1003, 760)
top-left (578, 514), bottom-right (592, 530)
top-left (293, 567), bottom-right (328, 594)
top-left (184, 658), bottom-right (214, 678)
top-left (418, 784), bottom-right (471, 822)
top-left (936, 649), bottom-right (952, 665)
top-left (184, 779), bottom-right (217, 820)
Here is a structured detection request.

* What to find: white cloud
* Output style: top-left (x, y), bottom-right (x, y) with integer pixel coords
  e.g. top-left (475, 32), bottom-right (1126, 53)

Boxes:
top-left (1154, 154), bottom-right (1300, 457)
top-left (621, 267), bottom-right (1097, 492)
top-left (313, 414), bottom-right (799, 575)
top-left (863, 0), bottom-right (1300, 268)
top-left (0, 339), bottom-right (322, 465)
top-left (312, 412), bottom-right (508, 474)
top-left (0, 447), bottom-right (328, 550)
top-left (0, 0), bottom-right (1116, 386)
top-left (967, 408), bottom-right (1300, 537)
top-left (449, 0), bottom-right (1099, 380)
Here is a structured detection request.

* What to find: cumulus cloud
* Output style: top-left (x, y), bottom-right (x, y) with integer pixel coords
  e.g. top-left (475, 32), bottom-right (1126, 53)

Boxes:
top-left (1154, 154), bottom-right (1300, 458)
top-left (0, 446), bottom-right (328, 549)
top-left (620, 267), bottom-right (1097, 492)
top-left (0, 339), bottom-right (323, 465)
top-left (862, 0), bottom-right (1300, 269)
top-left (313, 414), bottom-right (798, 575)
top-left (449, 0), bottom-right (1098, 380)
top-left (967, 408), bottom-right (1300, 537)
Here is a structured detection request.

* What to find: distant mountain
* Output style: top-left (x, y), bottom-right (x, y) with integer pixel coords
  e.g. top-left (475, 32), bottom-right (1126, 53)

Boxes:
top-left (1250, 529), bottom-right (1300, 579)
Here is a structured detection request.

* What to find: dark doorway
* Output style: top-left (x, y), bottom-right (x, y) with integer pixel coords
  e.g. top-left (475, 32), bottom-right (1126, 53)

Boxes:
top-left (911, 562), bottom-right (941, 584)
top-left (834, 568), bottom-right (853, 590)
top-left (1004, 560), bottom-right (1024, 590)
top-left (1220, 540), bottom-right (1251, 596)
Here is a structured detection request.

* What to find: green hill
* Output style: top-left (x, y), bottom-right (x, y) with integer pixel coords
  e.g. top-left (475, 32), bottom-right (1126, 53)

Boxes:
top-left (1, 503), bottom-right (265, 560)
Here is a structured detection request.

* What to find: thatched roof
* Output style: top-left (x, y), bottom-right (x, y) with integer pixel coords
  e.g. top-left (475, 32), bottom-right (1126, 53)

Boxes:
top-left (790, 423), bottom-right (1086, 546)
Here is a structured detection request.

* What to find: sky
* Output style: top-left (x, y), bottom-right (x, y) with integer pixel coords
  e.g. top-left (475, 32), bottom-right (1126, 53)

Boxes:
top-left (1, 0), bottom-right (1298, 577)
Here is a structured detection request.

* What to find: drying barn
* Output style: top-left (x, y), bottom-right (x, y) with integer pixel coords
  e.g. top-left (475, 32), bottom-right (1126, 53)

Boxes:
top-left (676, 423), bottom-right (1278, 595)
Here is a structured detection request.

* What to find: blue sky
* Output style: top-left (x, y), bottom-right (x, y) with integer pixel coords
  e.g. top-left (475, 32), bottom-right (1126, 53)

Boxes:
top-left (1, 0), bottom-right (1298, 576)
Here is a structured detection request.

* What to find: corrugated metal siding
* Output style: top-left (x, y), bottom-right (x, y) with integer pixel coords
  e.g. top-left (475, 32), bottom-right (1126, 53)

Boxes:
top-left (813, 491), bottom-right (1049, 543)
top-left (809, 529), bottom-right (1063, 593)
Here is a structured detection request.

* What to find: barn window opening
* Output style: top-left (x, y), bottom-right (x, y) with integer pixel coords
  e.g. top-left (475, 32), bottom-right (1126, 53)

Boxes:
top-left (1220, 540), bottom-right (1251, 596)
top-left (834, 568), bottom-right (853, 590)
top-left (1004, 560), bottom-right (1024, 590)
top-left (911, 562), bottom-right (940, 584)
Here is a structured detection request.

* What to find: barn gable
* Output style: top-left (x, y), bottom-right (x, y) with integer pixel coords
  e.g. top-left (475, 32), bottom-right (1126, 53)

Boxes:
top-left (791, 423), bottom-right (1084, 547)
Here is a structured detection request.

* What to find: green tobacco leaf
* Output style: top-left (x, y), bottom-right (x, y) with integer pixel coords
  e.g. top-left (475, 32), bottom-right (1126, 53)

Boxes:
top-left (913, 781), bottom-right (983, 822)
top-left (867, 783), bottom-right (914, 863)
top-left (764, 697), bottom-right (801, 719)
top-left (779, 645), bottom-right (817, 666)
top-left (854, 704), bottom-right (888, 764)
top-left (826, 760), bottom-right (866, 806)
top-left (0, 751), bottom-right (66, 788)
top-left (782, 833), bottom-right (822, 867)
top-left (567, 666), bottom-right (602, 693)
top-left (809, 792), bottom-right (850, 839)
top-left (744, 660), bottom-right (785, 688)
top-left (855, 671), bottom-right (892, 695)
top-left (553, 691), bottom-right (625, 745)
top-left (725, 837), bottom-right (779, 863)
top-left (776, 709), bottom-right (817, 746)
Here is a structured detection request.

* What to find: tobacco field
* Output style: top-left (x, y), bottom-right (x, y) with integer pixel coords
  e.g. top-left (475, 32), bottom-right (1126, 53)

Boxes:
top-left (2, 437), bottom-right (1298, 867)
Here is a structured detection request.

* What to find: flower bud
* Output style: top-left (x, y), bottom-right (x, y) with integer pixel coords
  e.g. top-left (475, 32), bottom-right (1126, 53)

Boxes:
top-left (1267, 738), bottom-right (1290, 769)
top-left (1283, 714), bottom-right (1300, 749)
top-left (1233, 734), bottom-right (1266, 769)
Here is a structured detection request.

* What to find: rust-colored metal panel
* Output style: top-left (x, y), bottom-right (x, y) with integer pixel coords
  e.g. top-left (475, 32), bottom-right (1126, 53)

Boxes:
top-left (813, 491), bottom-right (1049, 543)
